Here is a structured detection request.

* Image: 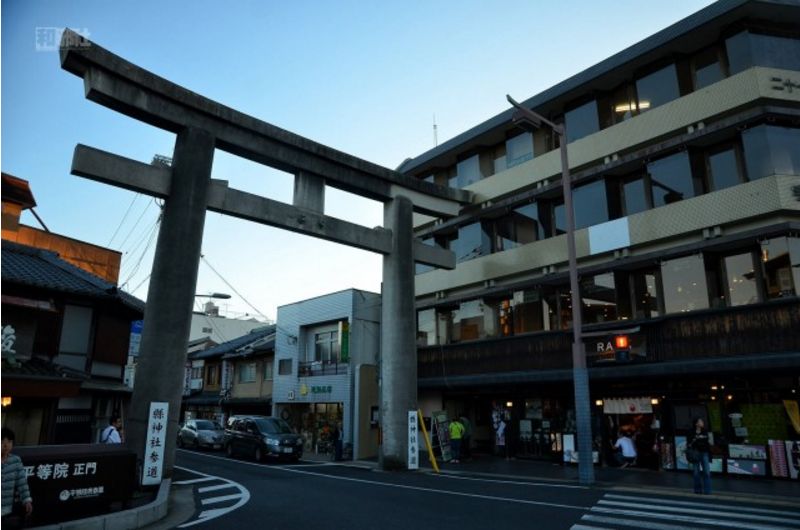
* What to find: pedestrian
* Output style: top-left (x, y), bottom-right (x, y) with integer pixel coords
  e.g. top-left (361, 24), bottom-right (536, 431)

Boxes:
top-left (333, 422), bottom-right (343, 461)
top-left (448, 418), bottom-right (464, 464)
top-left (2, 427), bottom-right (33, 527)
top-left (100, 415), bottom-right (123, 444)
top-left (687, 417), bottom-right (712, 494)
top-left (496, 418), bottom-right (509, 460)
top-left (613, 430), bottom-right (637, 468)
top-left (458, 413), bottom-right (472, 460)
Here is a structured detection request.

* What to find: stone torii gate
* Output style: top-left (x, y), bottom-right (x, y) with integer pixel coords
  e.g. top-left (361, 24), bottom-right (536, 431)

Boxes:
top-left (58, 30), bottom-right (471, 475)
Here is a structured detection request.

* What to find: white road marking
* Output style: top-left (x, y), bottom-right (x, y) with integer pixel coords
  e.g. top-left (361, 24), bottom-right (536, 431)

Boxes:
top-left (198, 483), bottom-right (237, 493)
top-left (173, 477), bottom-right (216, 485)
top-left (590, 506), bottom-right (794, 530)
top-left (604, 493), bottom-right (800, 517)
top-left (569, 525), bottom-right (607, 530)
top-left (596, 499), bottom-right (799, 526)
top-left (578, 514), bottom-right (703, 530)
top-left (174, 465), bottom-right (250, 528)
top-left (439, 473), bottom-right (588, 490)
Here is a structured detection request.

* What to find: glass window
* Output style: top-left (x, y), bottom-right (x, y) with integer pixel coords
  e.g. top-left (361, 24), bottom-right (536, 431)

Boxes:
top-left (622, 176), bottom-right (648, 215)
top-left (415, 237), bottom-right (437, 275)
top-left (417, 309), bottom-right (437, 346)
top-left (278, 359), bottom-right (292, 375)
top-left (452, 154), bottom-right (482, 188)
top-left (452, 222), bottom-right (491, 263)
top-left (564, 100), bottom-right (600, 143)
top-left (511, 289), bottom-right (548, 334)
top-left (560, 180), bottom-right (609, 230)
top-left (742, 125), bottom-right (800, 180)
top-left (506, 133), bottom-right (534, 168)
top-left (314, 331), bottom-right (339, 362)
top-left (238, 362), bottom-right (256, 383)
top-left (760, 237), bottom-right (800, 299)
top-left (707, 145), bottom-right (744, 191)
top-left (493, 203), bottom-right (542, 252)
top-left (647, 152), bottom-right (696, 207)
top-left (636, 64), bottom-right (681, 112)
top-left (581, 273), bottom-right (618, 324)
top-left (727, 31), bottom-right (800, 75)
top-left (661, 255), bottom-right (710, 314)
top-left (264, 359), bottom-right (273, 380)
top-left (721, 252), bottom-right (759, 307)
top-left (446, 300), bottom-right (488, 343)
top-left (631, 269), bottom-right (661, 319)
top-left (693, 46), bottom-right (725, 89)
top-left (59, 305), bottom-right (93, 354)
top-left (609, 83), bottom-right (637, 124)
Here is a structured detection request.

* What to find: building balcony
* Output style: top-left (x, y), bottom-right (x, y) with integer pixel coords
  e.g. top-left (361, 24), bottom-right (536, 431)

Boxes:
top-left (298, 359), bottom-right (349, 377)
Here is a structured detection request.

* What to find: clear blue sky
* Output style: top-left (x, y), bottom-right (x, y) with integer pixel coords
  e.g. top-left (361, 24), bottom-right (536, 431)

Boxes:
top-left (2, 0), bottom-right (715, 321)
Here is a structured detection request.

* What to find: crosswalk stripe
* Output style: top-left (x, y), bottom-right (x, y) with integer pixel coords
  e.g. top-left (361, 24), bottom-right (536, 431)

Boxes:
top-left (198, 483), bottom-right (237, 493)
top-left (569, 525), bottom-right (607, 530)
top-left (173, 476), bottom-right (216, 485)
top-left (590, 506), bottom-right (794, 530)
top-left (604, 494), bottom-right (800, 517)
top-left (201, 493), bottom-right (243, 505)
top-left (597, 500), bottom-right (799, 526)
top-left (581, 514), bottom-right (703, 530)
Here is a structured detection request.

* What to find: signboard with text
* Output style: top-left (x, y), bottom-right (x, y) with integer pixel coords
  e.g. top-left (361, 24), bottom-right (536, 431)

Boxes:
top-left (142, 401), bottom-right (169, 485)
top-left (407, 411), bottom-right (419, 470)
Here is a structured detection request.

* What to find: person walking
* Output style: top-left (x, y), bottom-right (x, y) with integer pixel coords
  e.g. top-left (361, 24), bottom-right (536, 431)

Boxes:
top-left (448, 418), bottom-right (464, 464)
top-left (100, 415), bottom-right (123, 444)
top-left (458, 413), bottom-right (472, 460)
top-left (687, 417), bottom-right (712, 494)
top-left (333, 422), bottom-right (343, 461)
top-left (2, 428), bottom-right (33, 527)
top-left (496, 418), bottom-right (509, 460)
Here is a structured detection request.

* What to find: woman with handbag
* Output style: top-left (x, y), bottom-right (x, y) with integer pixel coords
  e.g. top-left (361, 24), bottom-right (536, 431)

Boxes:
top-left (686, 417), bottom-right (712, 494)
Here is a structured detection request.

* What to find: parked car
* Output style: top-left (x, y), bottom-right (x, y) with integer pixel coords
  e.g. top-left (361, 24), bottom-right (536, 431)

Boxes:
top-left (178, 419), bottom-right (225, 450)
top-left (224, 415), bottom-right (303, 462)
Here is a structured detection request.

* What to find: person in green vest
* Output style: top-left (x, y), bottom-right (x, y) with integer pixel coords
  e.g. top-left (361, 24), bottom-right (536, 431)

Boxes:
top-left (449, 418), bottom-right (465, 464)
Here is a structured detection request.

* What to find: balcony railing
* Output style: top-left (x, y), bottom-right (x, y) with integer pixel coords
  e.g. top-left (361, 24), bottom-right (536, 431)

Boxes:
top-left (298, 359), bottom-right (349, 377)
top-left (418, 300), bottom-right (800, 379)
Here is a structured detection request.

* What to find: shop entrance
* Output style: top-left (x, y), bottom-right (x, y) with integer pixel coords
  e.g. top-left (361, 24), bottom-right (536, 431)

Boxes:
top-left (600, 397), bottom-right (659, 469)
top-left (285, 402), bottom-right (343, 454)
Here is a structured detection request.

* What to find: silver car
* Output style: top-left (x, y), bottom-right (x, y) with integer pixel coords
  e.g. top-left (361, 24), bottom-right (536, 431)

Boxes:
top-left (178, 419), bottom-right (224, 450)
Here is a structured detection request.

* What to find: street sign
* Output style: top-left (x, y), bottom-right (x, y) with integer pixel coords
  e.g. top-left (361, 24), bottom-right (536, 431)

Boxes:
top-left (407, 410), bottom-right (419, 470)
top-left (142, 401), bottom-right (168, 485)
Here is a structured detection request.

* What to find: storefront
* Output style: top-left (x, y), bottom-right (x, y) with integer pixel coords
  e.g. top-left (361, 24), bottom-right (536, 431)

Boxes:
top-left (280, 401), bottom-right (343, 454)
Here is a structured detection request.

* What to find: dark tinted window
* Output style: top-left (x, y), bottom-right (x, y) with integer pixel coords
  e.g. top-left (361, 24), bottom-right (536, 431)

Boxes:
top-left (647, 152), bottom-right (696, 207)
top-left (707, 146), bottom-right (743, 191)
top-left (278, 358), bottom-right (292, 375)
top-left (195, 420), bottom-right (219, 430)
top-left (554, 180), bottom-right (609, 233)
top-left (636, 64), bottom-right (681, 112)
top-left (742, 125), bottom-right (800, 180)
top-left (506, 133), bottom-right (534, 168)
top-left (255, 418), bottom-right (293, 434)
top-left (451, 155), bottom-right (482, 188)
top-left (727, 31), bottom-right (800, 74)
top-left (693, 46), bottom-right (724, 89)
top-left (564, 100), bottom-right (600, 143)
top-left (622, 176), bottom-right (648, 215)
top-left (661, 254), bottom-right (709, 314)
top-left (452, 222), bottom-right (491, 263)
top-left (493, 203), bottom-right (542, 251)
top-left (581, 273), bottom-right (618, 323)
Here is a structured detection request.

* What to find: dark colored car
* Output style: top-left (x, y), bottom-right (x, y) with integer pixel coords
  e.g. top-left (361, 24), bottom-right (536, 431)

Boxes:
top-left (224, 415), bottom-right (303, 462)
top-left (178, 419), bottom-right (224, 450)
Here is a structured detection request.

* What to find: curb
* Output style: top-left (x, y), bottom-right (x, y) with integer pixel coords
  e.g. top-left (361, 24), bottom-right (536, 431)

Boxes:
top-left (32, 480), bottom-right (171, 530)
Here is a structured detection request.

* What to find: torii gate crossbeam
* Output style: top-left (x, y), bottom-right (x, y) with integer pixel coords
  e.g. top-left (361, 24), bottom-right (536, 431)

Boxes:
top-left (58, 29), bottom-right (472, 477)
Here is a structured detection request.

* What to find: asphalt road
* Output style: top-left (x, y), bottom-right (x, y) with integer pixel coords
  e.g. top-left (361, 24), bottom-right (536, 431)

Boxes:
top-left (169, 449), bottom-right (800, 530)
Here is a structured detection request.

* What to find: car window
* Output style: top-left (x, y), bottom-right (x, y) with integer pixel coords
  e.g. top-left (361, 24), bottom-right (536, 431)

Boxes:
top-left (245, 421), bottom-right (257, 433)
top-left (255, 418), bottom-right (293, 434)
top-left (195, 420), bottom-right (217, 430)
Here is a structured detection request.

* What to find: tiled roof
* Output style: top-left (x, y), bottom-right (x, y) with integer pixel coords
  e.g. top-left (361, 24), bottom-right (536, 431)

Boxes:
top-left (190, 325), bottom-right (276, 360)
top-left (1, 356), bottom-right (84, 382)
top-left (1, 240), bottom-right (144, 313)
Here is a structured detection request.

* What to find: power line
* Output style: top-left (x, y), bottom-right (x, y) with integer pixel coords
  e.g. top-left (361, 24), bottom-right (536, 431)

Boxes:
top-left (108, 193), bottom-right (140, 246)
top-left (121, 212), bottom-right (161, 288)
top-left (117, 199), bottom-right (153, 251)
top-left (200, 254), bottom-right (270, 322)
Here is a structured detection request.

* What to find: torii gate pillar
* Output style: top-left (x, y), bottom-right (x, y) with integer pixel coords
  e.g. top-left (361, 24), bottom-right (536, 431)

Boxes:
top-left (127, 128), bottom-right (214, 477)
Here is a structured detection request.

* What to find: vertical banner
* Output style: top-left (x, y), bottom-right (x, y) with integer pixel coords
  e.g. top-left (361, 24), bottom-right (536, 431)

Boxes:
top-left (408, 410), bottom-right (419, 470)
top-left (142, 401), bottom-right (169, 486)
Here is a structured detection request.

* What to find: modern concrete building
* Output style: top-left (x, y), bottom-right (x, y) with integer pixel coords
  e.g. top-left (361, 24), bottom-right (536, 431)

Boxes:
top-left (402, 0), bottom-right (800, 475)
top-left (272, 289), bottom-right (381, 460)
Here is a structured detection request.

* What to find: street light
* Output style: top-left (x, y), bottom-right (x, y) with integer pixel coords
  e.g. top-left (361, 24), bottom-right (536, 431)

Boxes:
top-left (506, 95), bottom-right (594, 485)
top-left (194, 292), bottom-right (231, 299)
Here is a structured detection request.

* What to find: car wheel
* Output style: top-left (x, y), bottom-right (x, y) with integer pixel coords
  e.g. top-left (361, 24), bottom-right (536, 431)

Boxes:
top-left (254, 446), bottom-right (263, 462)
top-left (226, 443), bottom-right (234, 458)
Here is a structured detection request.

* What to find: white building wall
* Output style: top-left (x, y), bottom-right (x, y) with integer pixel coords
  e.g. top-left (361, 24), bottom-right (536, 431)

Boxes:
top-left (189, 313), bottom-right (266, 344)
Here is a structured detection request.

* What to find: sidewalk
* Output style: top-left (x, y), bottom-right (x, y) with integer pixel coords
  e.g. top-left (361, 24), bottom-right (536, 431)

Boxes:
top-left (344, 454), bottom-right (800, 504)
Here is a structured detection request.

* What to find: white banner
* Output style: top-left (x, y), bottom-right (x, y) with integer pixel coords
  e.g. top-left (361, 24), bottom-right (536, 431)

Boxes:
top-left (142, 401), bottom-right (169, 486)
top-left (407, 411), bottom-right (419, 470)
top-left (602, 397), bottom-right (653, 414)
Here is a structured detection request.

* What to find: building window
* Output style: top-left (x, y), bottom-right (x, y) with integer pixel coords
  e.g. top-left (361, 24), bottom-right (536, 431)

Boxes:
top-left (647, 151), bottom-right (697, 207)
top-left (492, 203), bottom-right (542, 252)
top-left (439, 300), bottom-right (493, 343)
top-left (581, 272), bottom-right (618, 324)
top-left (451, 222), bottom-right (492, 263)
top-left (511, 289), bottom-right (549, 334)
top-left (692, 45), bottom-right (725, 90)
top-left (661, 254), bottom-right (710, 314)
top-left (564, 99), bottom-right (600, 143)
top-left (719, 252), bottom-right (760, 307)
top-left (417, 309), bottom-right (437, 346)
top-left (264, 360), bottom-right (274, 380)
top-left (415, 237), bottom-right (437, 275)
top-left (620, 174), bottom-right (649, 216)
top-left (635, 64), bottom-right (681, 112)
top-left (608, 83), bottom-right (638, 125)
top-left (706, 143), bottom-right (745, 191)
top-left (760, 237), bottom-right (800, 300)
top-left (278, 359), bottom-right (292, 375)
top-left (206, 364), bottom-right (220, 385)
top-left (630, 269), bottom-right (661, 319)
top-left (59, 305), bottom-right (93, 354)
top-left (553, 179), bottom-right (609, 234)
top-left (314, 331), bottom-right (340, 363)
top-left (191, 366), bottom-right (203, 379)
top-left (506, 133), bottom-right (534, 168)
top-left (238, 362), bottom-right (256, 383)
top-left (726, 31), bottom-right (800, 75)
top-left (741, 125), bottom-right (800, 181)
top-left (450, 154), bottom-right (482, 188)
